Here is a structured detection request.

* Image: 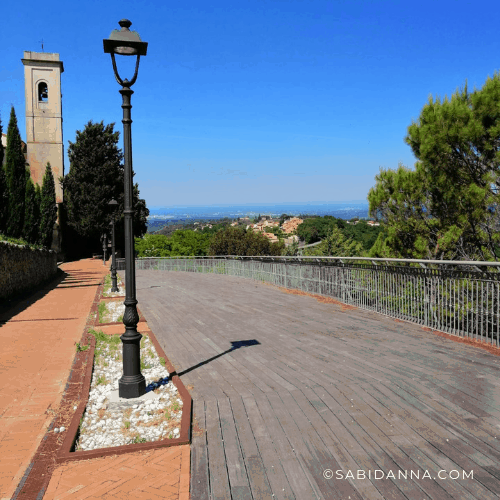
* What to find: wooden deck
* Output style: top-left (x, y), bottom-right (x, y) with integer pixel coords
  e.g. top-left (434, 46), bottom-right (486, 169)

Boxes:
top-left (122, 269), bottom-right (500, 500)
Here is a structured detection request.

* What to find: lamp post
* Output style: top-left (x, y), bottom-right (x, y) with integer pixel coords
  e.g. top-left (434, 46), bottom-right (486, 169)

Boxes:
top-left (103, 19), bottom-right (148, 399)
top-left (108, 198), bottom-right (119, 293)
top-left (102, 233), bottom-right (108, 265)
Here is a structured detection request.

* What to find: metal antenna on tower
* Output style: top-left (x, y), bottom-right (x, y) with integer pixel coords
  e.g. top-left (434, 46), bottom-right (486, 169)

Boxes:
top-left (39, 39), bottom-right (44, 52)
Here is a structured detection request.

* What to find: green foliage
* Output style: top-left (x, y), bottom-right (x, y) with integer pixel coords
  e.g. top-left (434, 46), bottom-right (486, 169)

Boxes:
top-left (208, 226), bottom-right (285, 256)
top-left (296, 217), bottom-right (337, 244)
top-left (0, 233), bottom-right (45, 250)
top-left (63, 120), bottom-right (149, 258)
top-left (39, 163), bottom-right (57, 248)
top-left (341, 220), bottom-right (383, 253)
top-left (369, 73), bottom-right (500, 260)
top-left (302, 225), bottom-right (364, 257)
top-left (0, 116), bottom-right (7, 235)
top-left (22, 173), bottom-right (41, 244)
top-left (140, 356), bottom-right (152, 370)
top-left (76, 342), bottom-right (89, 352)
top-left (5, 107), bottom-right (26, 238)
top-left (0, 114), bottom-right (3, 168)
top-left (135, 230), bottom-right (212, 257)
top-left (0, 164), bottom-right (9, 235)
top-left (282, 239), bottom-right (300, 256)
top-left (98, 302), bottom-right (107, 323)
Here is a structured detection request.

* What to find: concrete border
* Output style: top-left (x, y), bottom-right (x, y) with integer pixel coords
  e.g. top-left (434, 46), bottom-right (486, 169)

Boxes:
top-left (56, 280), bottom-right (192, 464)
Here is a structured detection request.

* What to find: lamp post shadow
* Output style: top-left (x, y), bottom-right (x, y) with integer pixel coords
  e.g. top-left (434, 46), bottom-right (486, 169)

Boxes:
top-left (173, 339), bottom-right (261, 378)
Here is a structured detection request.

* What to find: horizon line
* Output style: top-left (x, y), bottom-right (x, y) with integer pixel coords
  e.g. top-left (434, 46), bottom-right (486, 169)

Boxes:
top-left (148, 200), bottom-right (369, 209)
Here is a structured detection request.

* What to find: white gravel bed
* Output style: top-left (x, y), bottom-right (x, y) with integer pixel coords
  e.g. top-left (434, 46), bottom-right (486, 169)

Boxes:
top-left (102, 274), bottom-right (125, 297)
top-left (101, 300), bottom-right (126, 323)
top-left (69, 332), bottom-right (183, 451)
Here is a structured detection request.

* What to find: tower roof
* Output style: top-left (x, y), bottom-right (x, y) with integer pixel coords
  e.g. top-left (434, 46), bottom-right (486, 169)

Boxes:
top-left (22, 51), bottom-right (64, 72)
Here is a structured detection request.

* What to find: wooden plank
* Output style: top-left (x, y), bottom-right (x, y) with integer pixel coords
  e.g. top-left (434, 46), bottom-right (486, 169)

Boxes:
top-left (190, 397), bottom-right (210, 499)
top-left (217, 397), bottom-right (253, 499)
top-left (131, 270), bottom-right (500, 500)
top-left (205, 398), bottom-right (232, 500)
top-left (242, 396), bottom-right (297, 500)
top-left (369, 382), bottom-right (500, 499)
top-left (267, 391), bottom-right (363, 500)
top-left (229, 396), bottom-right (274, 499)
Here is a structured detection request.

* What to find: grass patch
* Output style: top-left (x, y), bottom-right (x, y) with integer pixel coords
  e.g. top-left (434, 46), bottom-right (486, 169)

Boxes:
top-left (159, 357), bottom-right (166, 367)
top-left (76, 342), bottom-right (89, 352)
top-left (96, 375), bottom-right (107, 385)
top-left (124, 421), bottom-right (131, 429)
top-left (88, 330), bottom-right (122, 365)
top-left (171, 401), bottom-right (181, 412)
top-left (98, 302), bottom-right (107, 323)
top-left (140, 357), bottom-right (152, 370)
top-left (132, 435), bottom-right (147, 444)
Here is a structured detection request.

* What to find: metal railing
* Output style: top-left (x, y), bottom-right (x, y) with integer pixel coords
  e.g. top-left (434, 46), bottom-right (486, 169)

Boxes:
top-left (116, 255), bottom-right (500, 346)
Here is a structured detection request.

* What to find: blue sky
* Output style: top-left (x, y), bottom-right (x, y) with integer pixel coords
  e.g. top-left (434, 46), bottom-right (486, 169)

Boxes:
top-left (1, 0), bottom-right (498, 207)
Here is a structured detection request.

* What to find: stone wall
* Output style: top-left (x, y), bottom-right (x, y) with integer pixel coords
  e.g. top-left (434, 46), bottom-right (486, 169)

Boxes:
top-left (0, 241), bottom-right (58, 300)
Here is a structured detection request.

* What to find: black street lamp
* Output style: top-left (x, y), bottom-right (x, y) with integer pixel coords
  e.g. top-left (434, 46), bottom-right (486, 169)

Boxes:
top-left (108, 198), bottom-right (119, 293)
top-left (103, 19), bottom-right (148, 399)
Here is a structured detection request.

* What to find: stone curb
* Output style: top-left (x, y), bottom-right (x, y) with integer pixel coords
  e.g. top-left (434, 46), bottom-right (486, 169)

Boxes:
top-left (57, 279), bottom-right (192, 463)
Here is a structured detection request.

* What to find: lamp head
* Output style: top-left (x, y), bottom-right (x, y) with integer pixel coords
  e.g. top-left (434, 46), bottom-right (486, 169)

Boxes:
top-left (103, 19), bottom-right (148, 56)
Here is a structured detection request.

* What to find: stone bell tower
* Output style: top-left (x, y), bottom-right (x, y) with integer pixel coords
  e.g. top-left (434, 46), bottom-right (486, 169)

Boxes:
top-left (22, 51), bottom-right (64, 257)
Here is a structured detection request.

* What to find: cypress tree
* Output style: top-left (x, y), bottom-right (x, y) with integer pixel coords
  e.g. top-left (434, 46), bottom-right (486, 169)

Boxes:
top-left (5, 107), bottom-right (26, 238)
top-left (34, 183), bottom-right (42, 243)
top-left (0, 113), bottom-right (4, 167)
top-left (39, 163), bottom-right (57, 248)
top-left (0, 114), bottom-right (8, 235)
top-left (23, 173), bottom-right (39, 244)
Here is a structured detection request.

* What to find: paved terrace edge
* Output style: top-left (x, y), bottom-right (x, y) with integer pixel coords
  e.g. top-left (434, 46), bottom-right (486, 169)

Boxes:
top-left (12, 271), bottom-right (192, 499)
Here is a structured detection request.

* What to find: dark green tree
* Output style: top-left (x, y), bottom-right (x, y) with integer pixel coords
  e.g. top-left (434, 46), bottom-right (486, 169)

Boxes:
top-left (369, 73), bottom-right (500, 261)
top-left (34, 183), bottom-right (42, 242)
top-left (296, 217), bottom-right (336, 244)
top-left (0, 114), bottom-right (9, 235)
top-left (208, 227), bottom-right (284, 256)
top-left (22, 172), bottom-right (41, 244)
top-left (302, 226), bottom-right (363, 257)
top-left (5, 107), bottom-right (26, 238)
top-left (63, 120), bottom-right (149, 258)
top-left (135, 230), bottom-right (211, 257)
top-left (0, 113), bottom-right (4, 168)
top-left (39, 163), bottom-right (57, 248)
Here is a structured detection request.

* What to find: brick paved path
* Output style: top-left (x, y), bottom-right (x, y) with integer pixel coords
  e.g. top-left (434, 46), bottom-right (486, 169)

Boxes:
top-left (0, 259), bottom-right (108, 499)
top-left (1, 259), bottom-right (189, 500)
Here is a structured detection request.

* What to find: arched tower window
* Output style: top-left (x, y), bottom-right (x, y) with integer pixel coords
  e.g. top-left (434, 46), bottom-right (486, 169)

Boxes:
top-left (38, 82), bottom-right (48, 102)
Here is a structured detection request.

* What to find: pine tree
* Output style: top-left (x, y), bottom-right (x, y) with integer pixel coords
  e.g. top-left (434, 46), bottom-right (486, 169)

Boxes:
top-left (23, 172), bottom-right (40, 244)
top-left (39, 163), bottom-right (57, 248)
top-left (368, 72), bottom-right (500, 261)
top-left (5, 107), bottom-right (26, 238)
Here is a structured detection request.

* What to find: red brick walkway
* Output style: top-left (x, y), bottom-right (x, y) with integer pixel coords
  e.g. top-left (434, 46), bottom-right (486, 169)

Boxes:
top-left (0, 258), bottom-right (189, 500)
